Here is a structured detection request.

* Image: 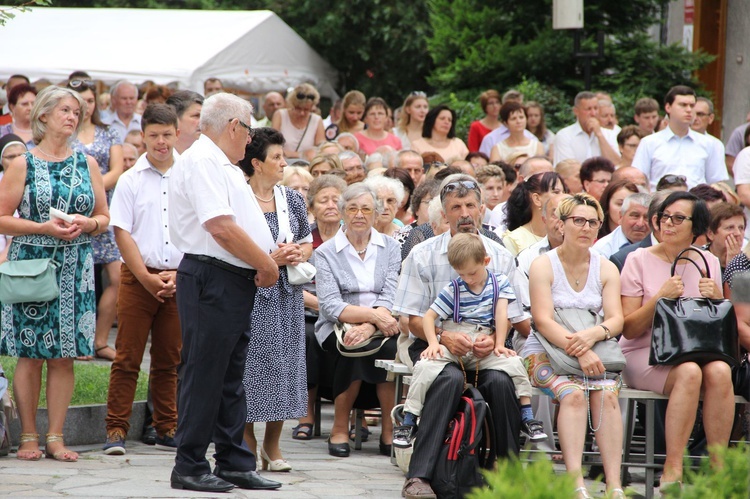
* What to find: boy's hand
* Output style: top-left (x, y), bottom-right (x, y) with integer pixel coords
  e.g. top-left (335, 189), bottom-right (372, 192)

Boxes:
top-left (493, 345), bottom-right (517, 357)
top-left (421, 344), bottom-right (444, 360)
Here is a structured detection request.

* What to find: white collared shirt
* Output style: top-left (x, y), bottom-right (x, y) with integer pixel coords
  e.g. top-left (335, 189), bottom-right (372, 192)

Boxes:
top-left (592, 225), bottom-right (632, 259)
top-left (110, 152), bottom-right (183, 270)
top-left (334, 227), bottom-right (386, 308)
top-left (553, 121), bottom-right (619, 166)
top-left (168, 134), bottom-right (275, 269)
top-left (102, 112), bottom-right (142, 144)
top-left (632, 126), bottom-right (727, 190)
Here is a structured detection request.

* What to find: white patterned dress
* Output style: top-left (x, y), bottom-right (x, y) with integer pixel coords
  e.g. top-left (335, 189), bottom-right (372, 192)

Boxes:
top-left (0, 152), bottom-right (96, 359)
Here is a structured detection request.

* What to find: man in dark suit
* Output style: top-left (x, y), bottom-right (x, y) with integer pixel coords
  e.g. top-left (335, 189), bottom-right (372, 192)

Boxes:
top-left (610, 190), bottom-right (669, 271)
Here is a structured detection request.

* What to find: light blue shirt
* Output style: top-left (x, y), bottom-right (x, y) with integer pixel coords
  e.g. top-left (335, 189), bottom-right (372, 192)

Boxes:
top-left (592, 225), bottom-right (632, 259)
top-left (632, 126), bottom-right (727, 190)
top-left (102, 112), bottom-right (142, 144)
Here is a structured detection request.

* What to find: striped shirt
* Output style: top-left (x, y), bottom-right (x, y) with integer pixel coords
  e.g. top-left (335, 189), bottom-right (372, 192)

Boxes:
top-left (431, 271), bottom-right (515, 328)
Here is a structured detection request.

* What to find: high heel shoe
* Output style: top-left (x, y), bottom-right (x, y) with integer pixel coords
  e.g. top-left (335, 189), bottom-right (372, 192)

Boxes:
top-left (260, 447), bottom-right (292, 472)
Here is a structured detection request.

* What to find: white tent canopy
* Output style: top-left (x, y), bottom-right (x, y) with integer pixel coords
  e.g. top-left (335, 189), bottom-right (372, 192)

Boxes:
top-left (0, 7), bottom-right (339, 98)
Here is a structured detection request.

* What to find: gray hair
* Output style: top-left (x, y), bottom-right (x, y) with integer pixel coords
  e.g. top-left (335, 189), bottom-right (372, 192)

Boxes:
top-left (338, 150), bottom-right (362, 164)
top-left (363, 175), bottom-right (406, 206)
top-left (336, 132), bottom-right (359, 151)
top-left (377, 146), bottom-right (397, 169)
top-left (200, 93), bottom-right (253, 135)
top-left (110, 80), bottom-right (137, 99)
top-left (439, 173), bottom-right (481, 209)
top-left (307, 174), bottom-right (347, 209)
top-left (365, 153), bottom-right (383, 170)
top-left (620, 192), bottom-right (651, 215)
top-left (696, 96), bottom-right (714, 114)
top-left (337, 182), bottom-right (383, 216)
top-left (396, 149), bottom-right (423, 167)
top-left (647, 190), bottom-right (671, 230)
top-left (121, 142), bottom-right (138, 156)
top-left (599, 100), bottom-right (615, 112)
top-left (427, 196), bottom-right (444, 226)
top-left (31, 85), bottom-right (86, 145)
top-left (574, 91), bottom-right (597, 107)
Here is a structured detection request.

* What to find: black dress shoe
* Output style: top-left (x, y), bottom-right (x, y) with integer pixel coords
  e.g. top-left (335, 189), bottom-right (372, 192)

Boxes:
top-left (214, 465), bottom-right (282, 490)
top-left (379, 437), bottom-right (391, 456)
top-left (327, 437), bottom-right (350, 457)
top-left (141, 426), bottom-right (156, 445)
top-left (170, 469), bottom-right (234, 492)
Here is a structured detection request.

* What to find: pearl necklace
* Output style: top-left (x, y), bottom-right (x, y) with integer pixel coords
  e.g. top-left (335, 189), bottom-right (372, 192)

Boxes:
top-left (254, 192), bottom-right (274, 203)
top-left (356, 247), bottom-right (367, 255)
top-left (37, 146), bottom-right (72, 161)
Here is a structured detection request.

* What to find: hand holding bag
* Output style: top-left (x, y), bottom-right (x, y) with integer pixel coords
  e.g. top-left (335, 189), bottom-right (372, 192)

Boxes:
top-left (532, 307), bottom-right (626, 378)
top-left (649, 247), bottom-right (740, 367)
top-left (0, 160), bottom-right (77, 304)
top-left (333, 322), bottom-right (388, 358)
top-left (276, 186), bottom-right (316, 285)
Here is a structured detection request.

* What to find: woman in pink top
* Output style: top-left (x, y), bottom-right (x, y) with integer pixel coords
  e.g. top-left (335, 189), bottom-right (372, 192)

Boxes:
top-left (620, 191), bottom-right (733, 492)
top-left (354, 98), bottom-right (402, 156)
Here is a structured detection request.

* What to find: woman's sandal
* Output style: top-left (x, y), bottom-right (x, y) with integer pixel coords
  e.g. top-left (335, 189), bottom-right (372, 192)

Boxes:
top-left (291, 423), bottom-right (313, 440)
top-left (349, 425), bottom-right (370, 442)
top-left (45, 433), bottom-right (78, 462)
top-left (608, 488), bottom-right (626, 499)
top-left (574, 487), bottom-right (592, 499)
top-left (16, 433), bottom-right (43, 461)
top-left (94, 345), bottom-right (116, 361)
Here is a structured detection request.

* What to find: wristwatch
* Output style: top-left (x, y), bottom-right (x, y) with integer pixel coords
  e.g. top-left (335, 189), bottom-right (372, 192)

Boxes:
top-left (600, 324), bottom-right (611, 340)
top-left (436, 327), bottom-right (443, 344)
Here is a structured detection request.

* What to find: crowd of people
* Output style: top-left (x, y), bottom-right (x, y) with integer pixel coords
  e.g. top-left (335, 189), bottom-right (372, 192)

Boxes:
top-left (0, 72), bottom-right (749, 499)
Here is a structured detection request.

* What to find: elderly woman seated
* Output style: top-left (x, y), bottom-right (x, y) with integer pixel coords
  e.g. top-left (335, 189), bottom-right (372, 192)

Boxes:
top-left (314, 183), bottom-right (402, 458)
top-left (363, 175), bottom-right (405, 238)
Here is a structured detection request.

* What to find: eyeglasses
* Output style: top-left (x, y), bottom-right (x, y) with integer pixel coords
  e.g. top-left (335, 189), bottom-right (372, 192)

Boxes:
top-left (563, 216), bottom-right (602, 229)
top-left (345, 206), bottom-right (374, 216)
top-left (410, 91), bottom-right (427, 97)
top-left (423, 161), bottom-right (444, 174)
top-left (229, 118), bottom-right (253, 133)
top-left (659, 213), bottom-right (692, 225)
top-left (660, 174), bottom-right (687, 185)
top-left (69, 79), bottom-right (94, 88)
top-left (440, 179), bottom-right (480, 199)
top-left (695, 112), bottom-right (710, 118)
top-left (296, 92), bottom-right (316, 101)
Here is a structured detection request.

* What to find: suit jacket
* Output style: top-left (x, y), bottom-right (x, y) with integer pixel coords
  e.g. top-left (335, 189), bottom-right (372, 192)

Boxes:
top-left (610, 236), bottom-right (652, 272)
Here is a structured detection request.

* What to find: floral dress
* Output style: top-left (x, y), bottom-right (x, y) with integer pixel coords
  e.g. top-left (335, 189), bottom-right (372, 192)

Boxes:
top-left (72, 126), bottom-right (120, 264)
top-left (0, 152), bottom-right (96, 358)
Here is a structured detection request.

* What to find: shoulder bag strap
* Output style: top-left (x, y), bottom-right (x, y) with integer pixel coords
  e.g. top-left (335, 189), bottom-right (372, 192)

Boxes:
top-left (295, 115), bottom-right (312, 152)
top-left (671, 246), bottom-right (711, 279)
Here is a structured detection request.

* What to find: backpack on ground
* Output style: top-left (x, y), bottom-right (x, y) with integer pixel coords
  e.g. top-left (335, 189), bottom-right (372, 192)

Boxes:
top-left (431, 385), bottom-right (496, 499)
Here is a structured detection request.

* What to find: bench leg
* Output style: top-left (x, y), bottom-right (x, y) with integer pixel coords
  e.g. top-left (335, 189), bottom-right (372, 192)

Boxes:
top-left (391, 374), bottom-right (404, 465)
top-left (314, 395), bottom-right (322, 437)
top-left (354, 409), bottom-right (363, 450)
top-left (645, 400), bottom-right (655, 499)
top-left (621, 398), bottom-right (635, 484)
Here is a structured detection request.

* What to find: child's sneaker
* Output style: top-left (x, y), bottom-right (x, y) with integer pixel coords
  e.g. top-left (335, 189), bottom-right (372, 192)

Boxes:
top-left (392, 424), bottom-right (417, 448)
top-left (521, 419), bottom-right (548, 442)
top-left (103, 429), bottom-right (126, 455)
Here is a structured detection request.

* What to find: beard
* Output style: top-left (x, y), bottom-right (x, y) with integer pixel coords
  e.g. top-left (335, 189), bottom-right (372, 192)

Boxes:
top-left (455, 216), bottom-right (478, 234)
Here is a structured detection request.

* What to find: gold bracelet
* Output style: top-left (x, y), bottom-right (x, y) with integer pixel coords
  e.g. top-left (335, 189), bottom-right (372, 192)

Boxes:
top-left (90, 217), bottom-right (100, 234)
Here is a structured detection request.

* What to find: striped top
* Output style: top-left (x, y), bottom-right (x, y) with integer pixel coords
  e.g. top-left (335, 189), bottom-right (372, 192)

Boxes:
top-left (430, 270), bottom-right (515, 328)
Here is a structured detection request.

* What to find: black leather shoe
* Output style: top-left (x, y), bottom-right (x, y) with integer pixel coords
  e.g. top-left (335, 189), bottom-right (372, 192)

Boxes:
top-left (170, 469), bottom-right (234, 492)
top-left (141, 426), bottom-right (156, 445)
top-left (379, 437), bottom-right (391, 456)
top-left (214, 465), bottom-right (282, 490)
top-left (327, 437), bottom-right (350, 457)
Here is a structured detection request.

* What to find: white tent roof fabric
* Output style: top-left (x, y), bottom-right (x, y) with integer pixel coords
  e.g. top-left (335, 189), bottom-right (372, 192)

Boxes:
top-left (0, 7), bottom-right (339, 98)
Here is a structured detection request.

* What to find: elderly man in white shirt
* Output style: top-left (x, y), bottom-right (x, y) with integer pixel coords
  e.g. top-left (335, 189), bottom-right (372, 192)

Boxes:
top-left (593, 192), bottom-right (651, 259)
top-left (632, 85), bottom-right (727, 191)
top-left (553, 91), bottom-right (620, 167)
top-left (168, 93), bottom-right (280, 493)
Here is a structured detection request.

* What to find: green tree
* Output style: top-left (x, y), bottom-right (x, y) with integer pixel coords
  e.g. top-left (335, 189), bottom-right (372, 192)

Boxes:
top-left (427, 0), bottom-right (712, 103)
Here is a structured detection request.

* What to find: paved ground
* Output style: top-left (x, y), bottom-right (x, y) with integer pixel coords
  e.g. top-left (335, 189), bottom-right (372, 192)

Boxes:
top-left (0, 329), bottom-right (652, 498)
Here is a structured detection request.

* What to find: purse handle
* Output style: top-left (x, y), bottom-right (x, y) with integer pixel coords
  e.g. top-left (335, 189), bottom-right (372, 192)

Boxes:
top-left (670, 247), bottom-right (710, 280)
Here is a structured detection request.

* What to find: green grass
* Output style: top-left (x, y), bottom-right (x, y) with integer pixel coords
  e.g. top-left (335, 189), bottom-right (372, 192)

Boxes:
top-left (0, 356), bottom-right (149, 407)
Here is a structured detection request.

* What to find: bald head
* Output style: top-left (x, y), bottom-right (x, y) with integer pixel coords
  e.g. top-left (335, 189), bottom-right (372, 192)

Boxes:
top-left (518, 155), bottom-right (553, 181)
top-left (612, 166), bottom-right (649, 192)
top-left (263, 92), bottom-right (285, 120)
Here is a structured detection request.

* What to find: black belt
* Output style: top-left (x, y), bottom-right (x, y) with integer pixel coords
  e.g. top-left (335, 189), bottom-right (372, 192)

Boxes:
top-left (184, 254), bottom-right (256, 280)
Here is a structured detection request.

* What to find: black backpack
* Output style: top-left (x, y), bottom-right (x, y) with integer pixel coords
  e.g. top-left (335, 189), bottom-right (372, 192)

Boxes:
top-left (431, 385), bottom-right (497, 499)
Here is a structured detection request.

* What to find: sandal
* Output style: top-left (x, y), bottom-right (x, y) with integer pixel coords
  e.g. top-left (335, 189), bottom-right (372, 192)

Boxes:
top-left (349, 425), bottom-right (370, 442)
top-left (607, 488), bottom-right (625, 499)
top-left (291, 423), bottom-right (313, 440)
top-left (45, 433), bottom-right (78, 462)
top-left (574, 487), bottom-right (592, 499)
top-left (95, 345), bottom-right (116, 361)
top-left (16, 433), bottom-right (43, 461)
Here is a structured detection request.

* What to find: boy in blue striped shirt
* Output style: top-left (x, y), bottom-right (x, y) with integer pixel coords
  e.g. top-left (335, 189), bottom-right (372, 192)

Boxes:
top-left (393, 233), bottom-right (545, 448)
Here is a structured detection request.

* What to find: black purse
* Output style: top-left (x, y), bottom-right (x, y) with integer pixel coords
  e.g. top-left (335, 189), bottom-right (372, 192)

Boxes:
top-left (649, 247), bottom-right (740, 367)
top-left (732, 354), bottom-right (750, 400)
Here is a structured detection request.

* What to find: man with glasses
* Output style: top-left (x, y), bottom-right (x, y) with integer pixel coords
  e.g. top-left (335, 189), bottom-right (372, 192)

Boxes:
top-left (338, 150), bottom-right (366, 184)
top-left (690, 97), bottom-right (726, 175)
top-left (168, 93), bottom-right (280, 493)
top-left (633, 85), bottom-right (727, 191)
top-left (395, 174), bottom-right (530, 499)
top-left (103, 80), bottom-right (142, 143)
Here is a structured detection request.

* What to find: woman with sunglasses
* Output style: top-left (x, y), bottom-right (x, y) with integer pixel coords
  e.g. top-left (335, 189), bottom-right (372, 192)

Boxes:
top-left (0, 84), bottom-right (37, 148)
top-left (411, 105), bottom-right (469, 162)
top-left (656, 174), bottom-right (688, 192)
top-left (68, 79), bottom-right (124, 361)
top-left (394, 92), bottom-right (429, 151)
top-left (527, 193), bottom-right (625, 499)
top-left (620, 191), bottom-right (732, 492)
top-left (272, 84), bottom-right (325, 160)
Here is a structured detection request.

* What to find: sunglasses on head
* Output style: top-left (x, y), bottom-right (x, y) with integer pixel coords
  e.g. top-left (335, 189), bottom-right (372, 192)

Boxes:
top-left (69, 79), bottom-right (94, 89)
top-left (440, 179), bottom-right (480, 199)
top-left (661, 174), bottom-right (687, 185)
top-left (410, 91), bottom-right (427, 97)
top-left (296, 92), bottom-right (316, 101)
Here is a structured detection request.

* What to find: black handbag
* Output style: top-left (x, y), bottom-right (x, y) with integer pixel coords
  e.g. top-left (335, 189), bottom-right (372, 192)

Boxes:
top-left (649, 247), bottom-right (740, 367)
top-left (732, 354), bottom-right (750, 400)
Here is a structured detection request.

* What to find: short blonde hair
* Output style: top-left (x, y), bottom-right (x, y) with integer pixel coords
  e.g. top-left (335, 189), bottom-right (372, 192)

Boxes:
top-left (309, 154), bottom-right (343, 175)
top-left (447, 233), bottom-right (487, 268)
top-left (31, 86), bottom-right (86, 145)
top-left (475, 164), bottom-right (505, 185)
top-left (282, 166), bottom-right (313, 186)
top-left (287, 83), bottom-right (320, 108)
top-left (556, 192), bottom-right (604, 221)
